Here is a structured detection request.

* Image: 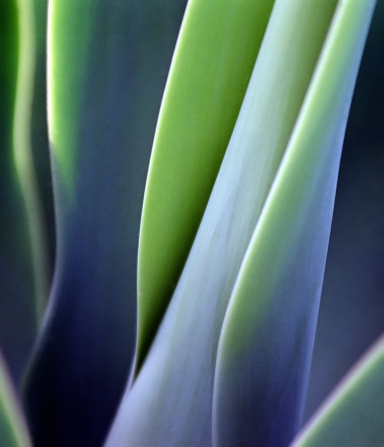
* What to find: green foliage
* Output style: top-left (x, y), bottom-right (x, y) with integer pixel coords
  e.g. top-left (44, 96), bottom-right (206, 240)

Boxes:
top-left (137, 0), bottom-right (275, 374)
top-left (0, 0), bottom-right (382, 446)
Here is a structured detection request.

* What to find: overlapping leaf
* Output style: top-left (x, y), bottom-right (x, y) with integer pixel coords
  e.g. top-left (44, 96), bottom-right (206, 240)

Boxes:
top-left (213, 2), bottom-right (376, 445)
top-left (136, 0), bottom-right (275, 374)
top-left (104, 1), bottom-right (375, 445)
top-left (23, 1), bottom-right (188, 445)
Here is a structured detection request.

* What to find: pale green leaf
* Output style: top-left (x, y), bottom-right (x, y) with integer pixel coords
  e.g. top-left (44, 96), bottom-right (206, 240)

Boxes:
top-left (213, 1), bottom-right (376, 445)
top-left (13, 0), bottom-right (49, 323)
top-left (291, 335), bottom-right (384, 447)
top-left (106, 1), bottom-right (341, 445)
top-left (136, 0), bottom-right (275, 373)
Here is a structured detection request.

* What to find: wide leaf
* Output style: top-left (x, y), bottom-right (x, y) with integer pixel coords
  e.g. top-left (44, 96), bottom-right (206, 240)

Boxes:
top-left (23, 1), bottom-right (187, 445)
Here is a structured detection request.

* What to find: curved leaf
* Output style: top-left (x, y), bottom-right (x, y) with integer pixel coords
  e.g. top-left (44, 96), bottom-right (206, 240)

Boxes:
top-left (106, 1), bottom-right (339, 445)
top-left (136, 0), bottom-right (275, 374)
top-left (291, 335), bottom-right (384, 447)
top-left (23, 1), bottom-right (187, 445)
top-left (213, 1), bottom-right (376, 445)
top-left (13, 0), bottom-right (50, 323)
top-left (0, 0), bottom-right (36, 381)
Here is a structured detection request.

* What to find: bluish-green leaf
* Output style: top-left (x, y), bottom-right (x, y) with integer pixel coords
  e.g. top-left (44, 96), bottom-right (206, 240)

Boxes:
top-left (106, 1), bottom-right (346, 445)
top-left (0, 0), bottom-right (37, 381)
top-left (291, 335), bottom-right (384, 447)
top-left (136, 0), bottom-right (275, 375)
top-left (23, 1), bottom-right (187, 445)
top-left (0, 353), bottom-right (32, 447)
top-left (13, 0), bottom-right (50, 324)
top-left (213, 2), bottom-right (376, 445)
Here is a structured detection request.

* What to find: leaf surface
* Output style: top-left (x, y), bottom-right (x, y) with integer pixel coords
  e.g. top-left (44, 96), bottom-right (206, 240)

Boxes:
top-left (0, 0), bottom-right (37, 381)
top-left (136, 0), bottom-right (275, 373)
top-left (106, 1), bottom-right (341, 445)
top-left (23, 1), bottom-right (188, 445)
top-left (0, 353), bottom-right (32, 447)
top-left (213, 1), bottom-right (377, 445)
top-left (291, 335), bottom-right (384, 447)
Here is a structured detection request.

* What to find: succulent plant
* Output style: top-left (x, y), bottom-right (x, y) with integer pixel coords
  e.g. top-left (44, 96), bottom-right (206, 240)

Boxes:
top-left (0, 1), bottom-right (383, 446)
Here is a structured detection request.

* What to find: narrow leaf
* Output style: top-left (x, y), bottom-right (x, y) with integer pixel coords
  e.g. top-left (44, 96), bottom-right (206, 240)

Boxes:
top-left (0, 353), bottom-right (32, 447)
top-left (0, 0), bottom-right (37, 381)
top-left (13, 0), bottom-right (50, 323)
top-left (213, 1), bottom-right (376, 445)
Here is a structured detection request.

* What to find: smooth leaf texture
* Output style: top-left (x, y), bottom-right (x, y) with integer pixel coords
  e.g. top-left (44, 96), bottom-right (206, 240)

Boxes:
top-left (22, 1), bottom-right (187, 445)
top-left (0, 0), bottom-right (36, 382)
top-left (136, 0), bottom-right (275, 374)
top-left (105, 1), bottom-right (348, 445)
top-left (13, 0), bottom-right (49, 323)
top-left (213, 1), bottom-right (377, 446)
top-left (0, 353), bottom-right (32, 447)
top-left (291, 335), bottom-right (384, 447)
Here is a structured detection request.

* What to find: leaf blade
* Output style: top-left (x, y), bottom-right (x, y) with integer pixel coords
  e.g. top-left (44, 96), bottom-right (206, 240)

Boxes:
top-left (23, 1), bottom-right (188, 445)
top-left (291, 335), bottom-right (384, 447)
top-left (136, 0), bottom-right (275, 372)
top-left (106, 1), bottom-right (341, 445)
top-left (0, 353), bottom-right (32, 447)
top-left (213, 1), bottom-right (377, 445)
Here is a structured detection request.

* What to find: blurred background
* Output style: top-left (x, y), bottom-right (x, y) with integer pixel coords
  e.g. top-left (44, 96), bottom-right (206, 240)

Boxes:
top-left (0, 0), bottom-right (383, 426)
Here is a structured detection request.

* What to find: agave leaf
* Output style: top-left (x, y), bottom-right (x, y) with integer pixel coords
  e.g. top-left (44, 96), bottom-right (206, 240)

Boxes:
top-left (136, 0), bottom-right (275, 374)
top-left (13, 0), bottom-right (50, 323)
top-left (23, 1), bottom-right (187, 445)
top-left (30, 0), bottom-right (54, 286)
top-left (0, 353), bottom-right (32, 447)
top-left (212, 2), bottom-right (377, 446)
top-left (106, 1), bottom-right (341, 445)
top-left (0, 0), bottom-right (37, 381)
top-left (291, 335), bottom-right (384, 447)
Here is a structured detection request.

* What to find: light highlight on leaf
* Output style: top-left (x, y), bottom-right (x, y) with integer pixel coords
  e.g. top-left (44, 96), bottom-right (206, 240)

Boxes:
top-left (47, 1), bottom-right (94, 196)
top-left (213, 0), bottom-right (376, 443)
top-left (291, 335), bottom-right (384, 447)
top-left (106, 1), bottom-right (349, 445)
top-left (136, 0), bottom-right (275, 373)
top-left (13, 0), bottom-right (49, 323)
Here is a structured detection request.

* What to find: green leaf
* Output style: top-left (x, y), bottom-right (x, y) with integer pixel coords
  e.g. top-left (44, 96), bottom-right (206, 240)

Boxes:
top-left (213, 1), bottom-right (377, 445)
top-left (106, 1), bottom-right (351, 445)
top-left (23, 1), bottom-right (188, 445)
top-left (0, 353), bottom-right (32, 447)
top-left (0, 0), bottom-right (38, 381)
top-left (13, 0), bottom-right (50, 323)
top-left (291, 335), bottom-right (384, 447)
top-left (135, 0), bottom-right (275, 373)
